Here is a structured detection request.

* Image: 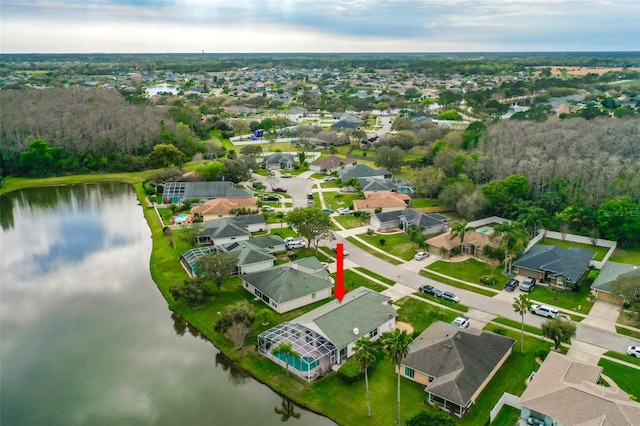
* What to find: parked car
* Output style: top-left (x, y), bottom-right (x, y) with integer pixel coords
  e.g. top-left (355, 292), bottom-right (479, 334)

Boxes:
top-left (262, 206), bottom-right (275, 212)
top-left (419, 285), bottom-right (442, 297)
top-left (414, 252), bottom-right (429, 261)
top-left (627, 346), bottom-right (640, 358)
top-left (321, 208), bottom-right (334, 214)
top-left (286, 240), bottom-right (306, 250)
top-left (452, 316), bottom-right (470, 328)
top-left (281, 173), bottom-right (292, 178)
top-left (519, 277), bottom-right (537, 292)
top-left (283, 237), bottom-right (296, 244)
top-left (441, 291), bottom-right (459, 303)
top-left (504, 279), bottom-right (519, 292)
top-left (337, 207), bottom-right (352, 215)
top-left (323, 176), bottom-right (335, 181)
top-left (332, 246), bottom-right (349, 256)
top-left (263, 195), bottom-right (280, 202)
top-left (531, 304), bottom-right (559, 318)
top-left (273, 187), bottom-right (287, 193)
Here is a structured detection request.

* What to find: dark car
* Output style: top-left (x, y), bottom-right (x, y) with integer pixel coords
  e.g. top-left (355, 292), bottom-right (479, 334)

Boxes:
top-left (273, 187), bottom-right (287, 193)
top-left (262, 195), bottom-right (280, 202)
top-left (504, 279), bottom-right (519, 292)
top-left (419, 285), bottom-right (442, 297)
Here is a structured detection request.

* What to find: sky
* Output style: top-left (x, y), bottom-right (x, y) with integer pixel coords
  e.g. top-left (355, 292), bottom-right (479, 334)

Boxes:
top-left (1, 0), bottom-right (639, 53)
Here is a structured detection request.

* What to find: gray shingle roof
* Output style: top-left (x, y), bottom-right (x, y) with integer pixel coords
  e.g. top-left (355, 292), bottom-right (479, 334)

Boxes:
top-left (222, 243), bottom-right (275, 265)
top-left (403, 322), bottom-right (514, 406)
top-left (514, 245), bottom-right (595, 283)
top-left (374, 208), bottom-right (448, 228)
top-left (591, 261), bottom-right (640, 293)
top-left (338, 165), bottom-right (391, 180)
top-left (241, 264), bottom-right (333, 304)
top-left (295, 287), bottom-right (396, 349)
top-left (200, 221), bottom-right (250, 239)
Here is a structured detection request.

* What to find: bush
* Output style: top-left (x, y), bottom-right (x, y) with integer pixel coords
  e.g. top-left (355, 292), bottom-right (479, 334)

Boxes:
top-left (492, 327), bottom-right (507, 335)
top-left (535, 349), bottom-right (549, 361)
top-left (379, 238), bottom-right (386, 246)
top-left (480, 275), bottom-right (498, 286)
top-left (374, 207), bottom-right (382, 213)
top-left (353, 211), bottom-right (362, 217)
top-left (337, 357), bottom-right (363, 384)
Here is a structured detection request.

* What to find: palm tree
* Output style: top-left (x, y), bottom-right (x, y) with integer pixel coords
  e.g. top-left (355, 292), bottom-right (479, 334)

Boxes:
top-left (517, 207), bottom-right (548, 238)
top-left (272, 342), bottom-right (300, 377)
top-left (512, 294), bottom-right (532, 352)
top-left (353, 337), bottom-right (377, 417)
top-left (449, 220), bottom-right (474, 255)
top-left (381, 329), bottom-right (413, 425)
top-left (494, 222), bottom-right (529, 273)
top-left (274, 398), bottom-right (301, 421)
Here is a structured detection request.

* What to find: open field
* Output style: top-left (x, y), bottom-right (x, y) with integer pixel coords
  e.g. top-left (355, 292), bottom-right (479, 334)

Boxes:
top-left (538, 66), bottom-right (640, 76)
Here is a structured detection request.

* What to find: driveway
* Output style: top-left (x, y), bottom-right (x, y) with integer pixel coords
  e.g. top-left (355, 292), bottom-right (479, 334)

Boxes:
top-left (252, 171), bottom-right (314, 208)
top-left (581, 300), bottom-right (619, 332)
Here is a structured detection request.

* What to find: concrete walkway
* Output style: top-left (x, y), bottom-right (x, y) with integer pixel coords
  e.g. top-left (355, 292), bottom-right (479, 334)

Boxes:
top-left (581, 300), bottom-right (619, 332)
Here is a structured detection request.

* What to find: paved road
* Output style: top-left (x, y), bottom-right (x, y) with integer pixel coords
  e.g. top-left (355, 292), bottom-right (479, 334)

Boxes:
top-left (327, 234), bottom-right (639, 355)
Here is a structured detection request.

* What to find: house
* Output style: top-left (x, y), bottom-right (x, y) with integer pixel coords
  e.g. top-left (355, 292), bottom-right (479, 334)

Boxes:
top-left (195, 214), bottom-right (265, 245)
top-left (331, 119), bottom-right (359, 130)
top-left (244, 235), bottom-right (287, 253)
top-left (180, 245), bottom-right (225, 275)
top-left (371, 209), bottom-right (449, 234)
top-left (162, 181), bottom-right (252, 204)
top-left (590, 261), bottom-right (640, 303)
top-left (359, 177), bottom-right (415, 195)
top-left (353, 191), bottom-right (411, 214)
top-left (519, 352), bottom-right (640, 425)
top-left (425, 230), bottom-right (500, 258)
top-left (222, 241), bottom-right (276, 274)
top-left (338, 164), bottom-right (392, 181)
top-left (513, 245), bottom-right (595, 288)
top-left (257, 287), bottom-right (396, 381)
top-left (190, 197), bottom-right (259, 221)
top-left (401, 321), bottom-right (515, 417)
top-left (263, 153), bottom-right (295, 170)
top-left (309, 156), bottom-right (357, 173)
top-left (242, 259), bottom-right (332, 313)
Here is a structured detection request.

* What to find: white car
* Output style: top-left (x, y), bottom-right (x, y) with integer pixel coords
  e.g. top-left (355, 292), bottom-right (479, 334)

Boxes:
top-left (337, 207), bottom-right (352, 215)
top-left (414, 252), bottom-right (429, 261)
top-left (531, 304), bottom-right (559, 318)
top-left (262, 206), bottom-right (275, 212)
top-left (452, 316), bottom-right (470, 329)
top-left (627, 346), bottom-right (640, 358)
top-left (323, 176), bottom-right (335, 181)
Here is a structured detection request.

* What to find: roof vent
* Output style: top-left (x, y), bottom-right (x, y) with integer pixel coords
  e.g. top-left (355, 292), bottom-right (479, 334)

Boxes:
top-left (353, 327), bottom-right (360, 336)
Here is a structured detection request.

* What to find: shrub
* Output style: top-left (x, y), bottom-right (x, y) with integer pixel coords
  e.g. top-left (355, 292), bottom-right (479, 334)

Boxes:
top-left (374, 207), bottom-right (382, 213)
top-left (379, 238), bottom-right (386, 246)
top-left (480, 275), bottom-right (498, 286)
top-left (353, 211), bottom-right (362, 217)
top-left (492, 327), bottom-right (506, 335)
top-left (337, 357), bottom-right (363, 384)
top-left (535, 349), bottom-right (549, 361)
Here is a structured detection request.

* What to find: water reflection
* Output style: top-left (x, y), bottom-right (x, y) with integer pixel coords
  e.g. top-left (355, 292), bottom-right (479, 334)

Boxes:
top-left (274, 398), bottom-right (302, 422)
top-left (215, 352), bottom-right (252, 387)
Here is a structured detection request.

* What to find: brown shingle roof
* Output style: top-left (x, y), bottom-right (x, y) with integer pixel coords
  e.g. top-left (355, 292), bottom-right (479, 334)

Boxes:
top-left (426, 230), bottom-right (500, 250)
top-left (191, 197), bottom-right (258, 215)
top-left (353, 191), bottom-right (410, 209)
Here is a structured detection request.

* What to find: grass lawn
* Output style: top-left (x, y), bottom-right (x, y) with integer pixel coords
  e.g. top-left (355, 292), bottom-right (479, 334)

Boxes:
top-left (0, 172), bottom-right (154, 195)
top-left (491, 405), bottom-right (522, 426)
top-left (597, 359), bottom-right (640, 397)
top-left (602, 350), bottom-right (640, 367)
top-left (310, 173), bottom-right (326, 180)
top-left (419, 270), bottom-right (498, 297)
top-left (349, 148), bottom-right (378, 158)
top-left (413, 292), bottom-right (470, 312)
top-left (323, 192), bottom-right (361, 211)
top-left (410, 198), bottom-right (441, 208)
top-left (616, 326), bottom-right (640, 339)
top-left (538, 237), bottom-right (609, 261)
top-left (395, 297), bottom-right (459, 334)
top-left (347, 236), bottom-right (403, 265)
top-left (426, 258), bottom-right (501, 285)
top-left (527, 282), bottom-right (594, 315)
top-left (353, 267), bottom-right (396, 285)
top-left (267, 227), bottom-right (298, 240)
top-left (332, 214), bottom-right (368, 229)
top-left (333, 269), bottom-right (388, 293)
top-left (609, 246), bottom-right (640, 264)
top-left (358, 232), bottom-right (420, 261)
top-left (492, 317), bottom-right (543, 336)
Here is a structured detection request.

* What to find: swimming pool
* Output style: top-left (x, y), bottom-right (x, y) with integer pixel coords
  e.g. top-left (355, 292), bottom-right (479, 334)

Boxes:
top-left (175, 214), bottom-right (189, 222)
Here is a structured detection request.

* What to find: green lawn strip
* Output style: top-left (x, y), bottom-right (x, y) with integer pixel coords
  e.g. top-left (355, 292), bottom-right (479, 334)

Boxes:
top-left (410, 198), bottom-right (441, 208)
top-left (603, 351), bottom-right (640, 367)
top-left (395, 297), bottom-right (459, 334)
top-left (319, 181), bottom-right (339, 189)
top-left (459, 328), bottom-right (556, 426)
top-left (330, 269), bottom-right (388, 293)
top-left (538, 237), bottom-right (609, 261)
top-left (616, 326), bottom-right (640, 339)
top-left (527, 284), bottom-right (594, 315)
top-left (309, 173), bottom-right (325, 180)
top-left (597, 359), bottom-right (640, 397)
top-left (413, 292), bottom-right (470, 312)
top-left (0, 172), bottom-right (154, 195)
top-left (323, 192), bottom-right (361, 211)
top-left (490, 405), bottom-right (522, 426)
top-left (419, 270), bottom-right (497, 297)
top-left (609, 246), bottom-right (640, 264)
top-left (492, 317), bottom-right (543, 336)
top-left (353, 267), bottom-right (396, 286)
top-left (426, 258), bottom-right (500, 285)
top-left (346, 236), bottom-right (403, 265)
top-left (332, 214), bottom-right (367, 229)
top-left (357, 232), bottom-right (420, 261)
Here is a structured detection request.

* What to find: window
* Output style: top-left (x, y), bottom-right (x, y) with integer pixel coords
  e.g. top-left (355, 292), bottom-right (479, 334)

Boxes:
top-left (369, 328), bottom-right (378, 338)
top-left (404, 367), bottom-right (414, 379)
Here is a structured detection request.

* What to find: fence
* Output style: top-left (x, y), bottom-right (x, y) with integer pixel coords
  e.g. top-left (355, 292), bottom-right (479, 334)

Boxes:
top-left (542, 230), bottom-right (616, 269)
top-left (489, 392), bottom-right (521, 423)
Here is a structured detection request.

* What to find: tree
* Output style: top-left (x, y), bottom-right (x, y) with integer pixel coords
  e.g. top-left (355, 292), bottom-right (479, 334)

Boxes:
top-left (272, 342), bottom-right (300, 377)
top-left (147, 143), bottom-right (187, 168)
top-left (512, 294), bottom-right (532, 352)
top-left (381, 329), bottom-right (412, 426)
top-left (195, 252), bottom-right (239, 291)
top-left (541, 317), bottom-right (577, 350)
top-left (610, 274), bottom-right (640, 320)
top-left (214, 301), bottom-right (255, 349)
top-left (169, 275), bottom-right (209, 306)
top-left (274, 398), bottom-right (301, 422)
top-left (413, 166), bottom-right (445, 198)
top-left (375, 146), bottom-right (404, 171)
top-left (449, 220), bottom-right (473, 254)
top-left (19, 138), bottom-right (63, 177)
top-left (196, 161), bottom-right (226, 181)
top-left (494, 221), bottom-right (529, 273)
top-left (482, 174), bottom-right (531, 215)
top-left (596, 197), bottom-right (640, 246)
top-left (353, 337), bottom-right (377, 417)
top-left (517, 206), bottom-right (548, 238)
top-left (406, 410), bottom-right (456, 426)
top-left (286, 207), bottom-right (334, 254)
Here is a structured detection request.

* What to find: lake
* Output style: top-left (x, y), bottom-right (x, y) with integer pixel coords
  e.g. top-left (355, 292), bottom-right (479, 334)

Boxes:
top-left (0, 183), bottom-right (334, 426)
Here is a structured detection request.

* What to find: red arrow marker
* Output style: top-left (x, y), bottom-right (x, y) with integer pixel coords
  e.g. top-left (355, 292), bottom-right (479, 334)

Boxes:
top-left (334, 243), bottom-right (347, 302)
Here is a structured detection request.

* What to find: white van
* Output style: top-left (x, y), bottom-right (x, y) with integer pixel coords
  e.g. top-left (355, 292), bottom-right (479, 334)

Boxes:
top-left (531, 304), bottom-right (559, 318)
top-left (286, 240), bottom-right (306, 250)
